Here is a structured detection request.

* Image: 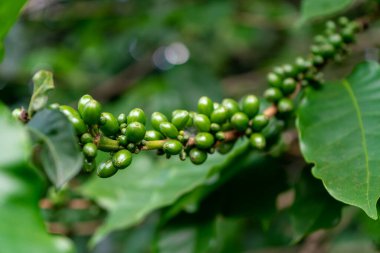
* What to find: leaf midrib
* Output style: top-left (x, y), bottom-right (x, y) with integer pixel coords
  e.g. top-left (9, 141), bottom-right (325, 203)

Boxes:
top-left (28, 127), bottom-right (60, 183)
top-left (342, 80), bottom-right (371, 209)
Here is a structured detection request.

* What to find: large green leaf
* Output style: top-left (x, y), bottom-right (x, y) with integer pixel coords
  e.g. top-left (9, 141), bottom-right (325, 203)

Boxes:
top-left (297, 61), bottom-right (380, 219)
top-left (80, 140), bottom-right (249, 245)
top-left (0, 103), bottom-right (74, 253)
top-left (0, 0), bottom-right (27, 61)
top-left (289, 169), bottom-right (343, 243)
top-left (156, 219), bottom-right (217, 253)
top-left (28, 109), bottom-right (83, 188)
top-left (300, 0), bottom-right (354, 22)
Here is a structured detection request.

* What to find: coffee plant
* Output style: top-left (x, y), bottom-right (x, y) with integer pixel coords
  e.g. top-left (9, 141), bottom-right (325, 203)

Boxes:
top-left (1, 0), bottom-right (380, 252)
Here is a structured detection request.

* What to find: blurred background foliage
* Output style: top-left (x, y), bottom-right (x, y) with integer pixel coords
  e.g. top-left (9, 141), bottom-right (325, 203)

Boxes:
top-left (1, 0), bottom-right (380, 252)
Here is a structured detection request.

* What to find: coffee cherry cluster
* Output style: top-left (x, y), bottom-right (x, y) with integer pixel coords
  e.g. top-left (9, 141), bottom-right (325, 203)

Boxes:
top-left (56, 93), bottom-right (273, 178)
top-left (264, 17), bottom-right (359, 114)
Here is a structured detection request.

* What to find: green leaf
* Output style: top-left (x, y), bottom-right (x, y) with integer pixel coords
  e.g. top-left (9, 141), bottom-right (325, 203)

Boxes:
top-left (297, 61), bottom-right (380, 219)
top-left (79, 140), bottom-right (249, 245)
top-left (0, 0), bottom-right (27, 61)
top-left (28, 70), bottom-right (55, 117)
top-left (300, 0), bottom-right (354, 22)
top-left (0, 103), bottom-right (74, 253)
top-left (289, 169), bottom-right (343, 243)
top-left (156, 219), bottom-right (217, 253)
top-left (28, 109), bottom-right (82, 188)
top-left (0, 101), bottom-right (29, 170)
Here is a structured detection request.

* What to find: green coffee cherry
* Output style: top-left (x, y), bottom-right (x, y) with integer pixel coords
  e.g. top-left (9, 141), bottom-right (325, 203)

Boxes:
top-left (127, 108), bottom-right (146, 124)
top-left (273, 66), bottom-right (285, 77)
top-left (338, 16), bottom-right (349, 26)
top-left (193, 114), bottom-right (211, 132)
top-left (151, 112), bottom-right (168, 131)
top-left (210, 123), bottom-right (221, 132)
top-left (213, 102), bottom-right (221, 110)
top-left (189, 148), bottom-right (207, 165)
top-left (231, 112), bottom-right (249, 131)
top-left (240, 95), bottom-right (259, 118)
top-left (83, 159), bottom-right (95, 173)
top-left (295, 57), bottom-right (311, 72)
top-left (77, 94), bottom-right (93, 114)
top-left (197, 96), bottom-right (214, 117)
top-left (314, 35), bottom-right (326, 44)
top-left (59, 105), bottom-right (87, 135)
top-left (210, 106), bottom-right (228, 124)
top-left (171, 110), bottom-right (190, 130)
top-left (195, 132), bottom-right (215, 149)
top-left (312, 55), bottom-right (324, 66)
top-left (325, 20), bottom-right (336, 33)
top-left (80, 99), bottom-right (102, 125)
top-left (267, 72), bottom-right (282, 88)
top-left (319, 43), bottom-right (335, 57)
top-left (83, 143), bottom-right (97, 159)
top-left (222, 98), bottom-right (240, 118)
top-left (281, 78), bottom-right (297, 95)
top-left (264, 88), bottom-right (283, 103)
top-left (144, 130), bottom-right (165, 141)
top-left (80, 133), bottom-right (93, 144)
top-left (328, 34), bottom-right (343, 48)
top-left (118, 113), bottom-right (127, 124)
top-left (250, 133), bottom-right (266, 150)
top-left (159, 122), bottom-right (179, 139)
top-left (277, 98), bottom-right (294, 115)
top-left (251, 114), bottom-right (269, 131)
top-left (163, 140), bottom-right (183, 155)
top-left (282, 64), bottom-right (297, 77)
top-left (341, 27), bottom-right (355, 43)
top-left (217, 142), bottom-right (235, 154)
top-left (100, 112), bottom-right (119, 136)
top-left (117, 135), bottom-right (128, 146)
top-left (112, 149), bottom-right (132, 169)
top-left (126, 122), bottom-right (146, 143)
top-left (97, 160), bottom-right (118, 178)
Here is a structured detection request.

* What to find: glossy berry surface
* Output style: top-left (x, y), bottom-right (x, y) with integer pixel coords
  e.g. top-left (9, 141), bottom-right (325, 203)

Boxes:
top-left (197, 96), bottom-right (214, 117)
top-left (189, 148), bottom-right (208, 165)
top-left (171, 110), bottom-right (190, 130)
top-left (126, 122), bottom-right (146, 143)
top-left (97, 160), bottom-right (118, 178)
top-left (222, 98), bottom-right (240, 117)
top-left (159, 122), bottom-right (179, 139)
top-left (83, 143), bottom-right (97, 159)
top-left (80, 99), bottom-right (102, 125)
top-left (193, 114), bottom-right (211, 132)
top-left (151, 112), bottom-right (168, 131)
top-left (231, 112), bottom-right (249, 131)
top-left (250, 133), bottom-right (266, 150)
top-left (100, 112), bottom-right (119, 136)
top-left (163, 140), bottom-right (183, 155)
top-left (59, 105), bottom-right (87, 135)
top-left (127, 108), bottom-right (146, 124)
top-left (112, 149), bottom-right (132, 169)
top-left (144, 130), bottom-right (165, 141)
top-left (195, 132), bottom-right (215, 149)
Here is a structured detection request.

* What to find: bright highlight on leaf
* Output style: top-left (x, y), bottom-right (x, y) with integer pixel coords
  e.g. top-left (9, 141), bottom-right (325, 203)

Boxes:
top-left (297, 61), bottom-right (380, 219)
